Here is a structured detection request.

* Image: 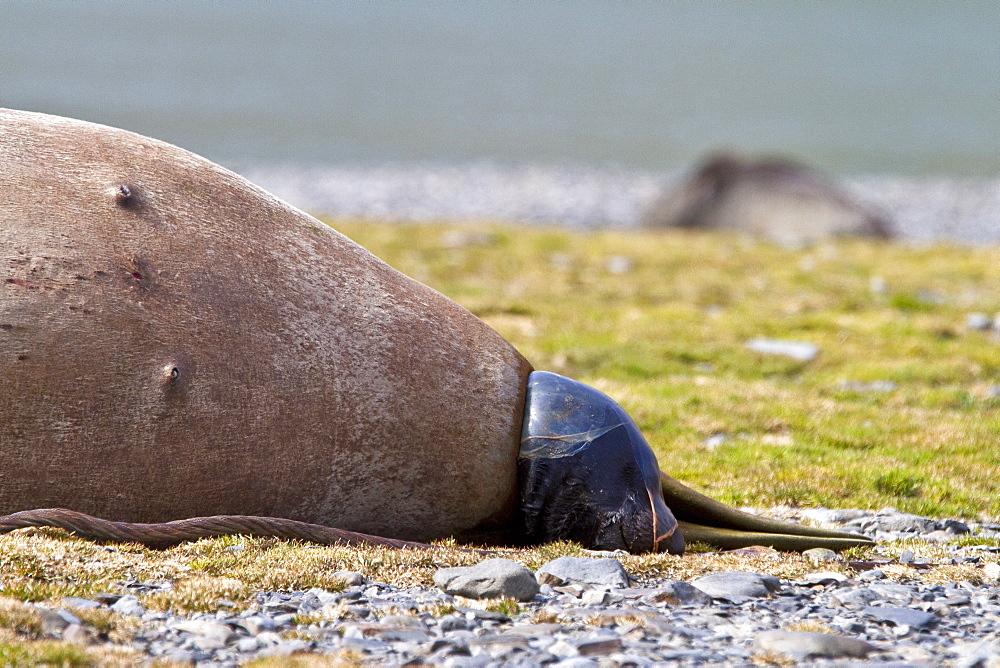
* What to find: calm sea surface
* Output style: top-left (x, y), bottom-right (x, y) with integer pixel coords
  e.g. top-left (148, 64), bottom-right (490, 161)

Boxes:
top-left (2, 1), bottom-right (998, 176)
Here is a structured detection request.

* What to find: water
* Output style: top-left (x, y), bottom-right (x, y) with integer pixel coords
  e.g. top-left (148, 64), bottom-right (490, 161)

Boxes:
top-left (2, 2), bottom-right (998, 238)
top-left (2, 1), bottom-right (998, 175)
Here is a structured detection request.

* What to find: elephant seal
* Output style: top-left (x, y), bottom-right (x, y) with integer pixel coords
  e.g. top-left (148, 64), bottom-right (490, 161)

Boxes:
top-left (641, 153), bottom-right (892, 247)
top-left (0, 110), bottom-right (871, 554)
top-left (0, 108), bottom-right (530, 545)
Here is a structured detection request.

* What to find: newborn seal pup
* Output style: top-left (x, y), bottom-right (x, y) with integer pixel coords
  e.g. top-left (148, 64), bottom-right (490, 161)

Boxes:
top-left (0, 109), bottom-right (871, 553)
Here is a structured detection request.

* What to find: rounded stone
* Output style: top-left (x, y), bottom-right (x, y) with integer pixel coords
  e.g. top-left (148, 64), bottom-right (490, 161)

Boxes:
top-left (433, 558), bottom-right (540, 602)
top-left (754, 630), bottom-right (877, 660)
top-left (535, 557), bottom-right (630, 589)
top-left (691, 571), bottom-right (782, 600)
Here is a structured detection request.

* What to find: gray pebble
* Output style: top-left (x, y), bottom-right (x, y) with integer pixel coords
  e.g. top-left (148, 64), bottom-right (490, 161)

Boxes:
top-left (691, 571), bottom-right (782, 600)
top-left (966, 312), bottom-right (994, 330)
top-left (255, 630), bottom-right (283, 646)
top-left (859, 509), bottom-right (939, 534)
top-left (61, 596), bottom-right (102, 610)
top-left (434, 558), bottom-right (540, 602)
top-left (941, 518), bottom-right (972, 534)
top-left (551, 659), bottom-right (599, 668)
top-left (236, 615), bottom-right (275, 635)
top-left (869, 583), bottom-right (919, 605)
top-left (36, 607), bottom-right (81, 636)
top-left (863, 605), bottom-right (939, 630)
top-left (337, 587), bottom-right (364, 601)
top-left (163, 648), bottom-right (196, 664)
top-left (746, 338), bottom-right (819, 362)
top-left (111, 595), bottom-right (145, 617)
top-left (951, 641), bottom-right (1000, 668)
top-left (438, 614), bottom-right (468, 632)
top-left (799, 507), bottom-right (871, 526)
top-left (580, 589), bottom-right (618, 605)
top-left (858, 569), bottom-right (886, 581)
top-left (576, 635), bottom-right (623, 656)
top-left (832, 587), bottom-right (882, 607)
top-left (235, 637), bottom-right (259, 652)
top-left (61, 624), bottom-right (89, 645)
top-left (188, 634), bottom-right (226, 652)
top-left (172, 619), bottom-right (234, 644)
top-left (535, 556), bottom-right (630, 589)
top-left (838, 379), bottom-right (898, 392)
top-left (754, 630), bottom-right (877, 660)
top-left (256, 639), bottom-right (311, 658)
top-left (378, 629), bottom-right (429, 643)
top-left (273, 612), bottom-right (297, 627)
top-left (643, 580), bottom-right (714, 606)
top-left (441, 656), bottom-right (492, 668)
top-left (702, 433), bottom-right (728, 451)
top-left (797, 571), bottom-right (849, 586)
top-left (802, 547), bottom-right (841, 562)
top-left (547, 639), bottom-right (581, 657)
top-left (453, 606), bottom-right (510, 622)
top-left (332, 570), bottom-right (367, 587)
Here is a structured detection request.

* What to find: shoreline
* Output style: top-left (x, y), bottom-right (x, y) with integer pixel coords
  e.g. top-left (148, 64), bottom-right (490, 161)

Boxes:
top-left (5, 504), bottom-right (999, 665)
top-left (240, 162), bottom-right (1000, 245)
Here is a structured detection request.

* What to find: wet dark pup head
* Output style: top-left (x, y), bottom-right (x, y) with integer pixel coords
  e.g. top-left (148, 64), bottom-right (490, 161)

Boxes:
top-left (518, 371), bottom-right (684, 554)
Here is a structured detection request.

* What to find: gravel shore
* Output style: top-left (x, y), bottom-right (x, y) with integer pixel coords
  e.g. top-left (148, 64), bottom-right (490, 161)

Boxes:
top-left (29, 508), bottom-right (1000, 666)
top-left (242, 163), bottom-right (1000, 245)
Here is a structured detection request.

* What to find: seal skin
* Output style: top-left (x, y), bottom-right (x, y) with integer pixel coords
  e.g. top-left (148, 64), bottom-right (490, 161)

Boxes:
top-left (519, 371), bottom-right (684, 555)
top-left (641, 153), bottom-right (892, 247)
top-left (0, 108), bottom-right (532, 543)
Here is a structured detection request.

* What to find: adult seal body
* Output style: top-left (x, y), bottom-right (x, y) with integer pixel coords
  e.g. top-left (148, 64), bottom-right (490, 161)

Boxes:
top-left (0, 110), bottom-right (871, 554)
top-left (641, 153), bottom-right (892, 247)
top-left (0, 108), bottom-right (529, 545)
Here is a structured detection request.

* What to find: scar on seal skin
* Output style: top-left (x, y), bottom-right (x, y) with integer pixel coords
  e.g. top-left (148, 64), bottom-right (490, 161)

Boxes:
top-left (0, 109), bottom-right (872, 553)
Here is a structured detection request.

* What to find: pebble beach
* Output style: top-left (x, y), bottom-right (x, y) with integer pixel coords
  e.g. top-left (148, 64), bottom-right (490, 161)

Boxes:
top-left (28, 508), bottom-right (1000, 666)
top-left (243, 164), bottom-right (1000, 245)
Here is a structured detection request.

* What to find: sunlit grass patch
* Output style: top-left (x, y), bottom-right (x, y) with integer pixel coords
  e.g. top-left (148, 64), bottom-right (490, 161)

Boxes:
top-left (482, 597), bottom-right (522, 618)
top-left (0, 639), bottom-right (94, 667)
top-left (246, 654), bottom-right (364, 667)
top-left (331, 220), bottom-right (1000, 521)
top-left (0, 618), bottom-right (142, 666)
top-left (0, 598), bottom-right (44, 638)
top-left (1, 221), bottom-right (998, 658)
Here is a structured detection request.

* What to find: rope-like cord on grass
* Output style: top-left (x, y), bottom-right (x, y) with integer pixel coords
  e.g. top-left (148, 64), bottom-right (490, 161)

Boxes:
top-left (0, 508), bottom-right (437, 550)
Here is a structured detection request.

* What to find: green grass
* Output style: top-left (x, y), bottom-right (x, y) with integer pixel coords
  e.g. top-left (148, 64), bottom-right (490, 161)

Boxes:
top-left (331, 220), bottom-right (1000, 520)
top-left (0, 641), bottom-right (92, 667)
top-left (0, 221), bottom-right (998, 662)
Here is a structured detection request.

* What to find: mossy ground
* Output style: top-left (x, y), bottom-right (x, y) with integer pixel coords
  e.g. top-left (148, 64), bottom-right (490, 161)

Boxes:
top-left (0, 530), bottom-right (993, 665)
top-left (1, 221), bottom-right (998, 661)
top-left (335, 221), bottom-right (1000, 520)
